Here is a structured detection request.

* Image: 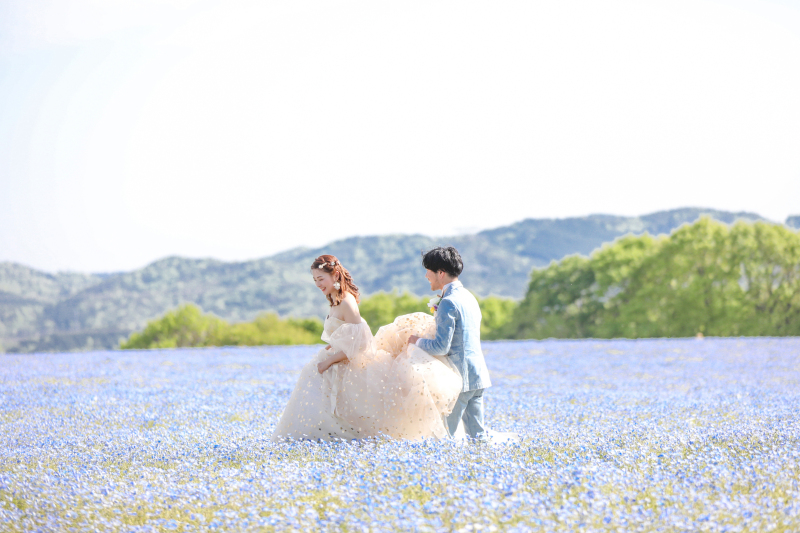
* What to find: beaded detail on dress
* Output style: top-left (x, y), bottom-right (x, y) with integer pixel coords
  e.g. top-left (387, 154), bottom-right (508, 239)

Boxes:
top-left (271, 313), bottom-right (461, 441)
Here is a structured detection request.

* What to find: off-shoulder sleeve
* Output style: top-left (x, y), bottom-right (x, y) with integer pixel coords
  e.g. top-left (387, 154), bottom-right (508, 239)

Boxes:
top-left (327, 321), bottom-right (375, 369)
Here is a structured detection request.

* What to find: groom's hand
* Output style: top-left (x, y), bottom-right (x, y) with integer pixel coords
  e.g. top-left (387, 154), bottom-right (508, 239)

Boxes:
top-left (407, 335), bottom-right (420, 346)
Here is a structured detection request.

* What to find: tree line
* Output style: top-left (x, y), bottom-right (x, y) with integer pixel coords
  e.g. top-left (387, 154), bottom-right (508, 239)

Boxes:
top-left (120, 293), bottom-right (515, 349)
top-left (499, 218), bottom-right (799, 339)
top-left (120, 307), bottom-right (324, 349)
top-left (120, 218), bottom-right (799, 349)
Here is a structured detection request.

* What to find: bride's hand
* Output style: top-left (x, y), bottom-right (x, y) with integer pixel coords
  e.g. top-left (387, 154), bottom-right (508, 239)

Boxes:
top-left (317, 361), bottom-right (329, 374)
top-left (325, 345), bottom-right (332, 350)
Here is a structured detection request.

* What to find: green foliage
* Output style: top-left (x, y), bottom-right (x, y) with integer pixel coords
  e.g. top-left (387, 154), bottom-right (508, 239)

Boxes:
top-left (359, 291), bottom-right (517, 339)
top-left (215, 314), bottom-right (323, 347)
top-left (123, 295), bottom-right (518, 350)
top-left (500, 255), bottom-right (595, 340)
top-left (120, 304), bottom-right (323, 349)
top-left (120, 305), bottom-right (225, 349)
top-left (504, 218), bottom-right (800, 339)
top-left (477, 296), bottom-right (518, 340)
top-left (359, 292), bottom-right (431, 334)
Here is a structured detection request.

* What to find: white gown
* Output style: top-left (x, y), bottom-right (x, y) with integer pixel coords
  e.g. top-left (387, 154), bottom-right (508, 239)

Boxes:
top-left (271, 313), bottom-right (463, 441)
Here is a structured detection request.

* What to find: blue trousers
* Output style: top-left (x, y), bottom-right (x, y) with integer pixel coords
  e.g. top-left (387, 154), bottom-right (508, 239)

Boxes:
top-left (445, 388), bottom-right (486, 440)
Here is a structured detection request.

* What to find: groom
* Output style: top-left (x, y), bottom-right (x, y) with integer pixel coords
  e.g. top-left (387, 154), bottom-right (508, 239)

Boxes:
top-left (408, 246), bottom-right (492, 441)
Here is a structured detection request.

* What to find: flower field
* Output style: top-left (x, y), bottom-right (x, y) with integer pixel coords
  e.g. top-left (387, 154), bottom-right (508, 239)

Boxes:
top-left (1, 338), bottom-right (799, 532)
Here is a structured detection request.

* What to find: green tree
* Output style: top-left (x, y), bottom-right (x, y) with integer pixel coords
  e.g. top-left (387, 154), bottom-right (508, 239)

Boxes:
top-left (477, 296), bottom-right (519, 340)
top-left (120, 304), bottom-right (324, 349)
top-left (359, 292), bottom-right (431, 334)
top-left (504, 218), bottom-right (800, 339)
top-left (120, 304), bottom-right (227, 349)
top-left (499, 255), bottom-right (597, 340)
top-left (589, 232), bottom-right (662, 337)
top-left (732, 221), bottom-right (800, 336)
top-left (214, 313), bottom-right (322, 346)
top-left (614, 219), bottom-right (744, 337)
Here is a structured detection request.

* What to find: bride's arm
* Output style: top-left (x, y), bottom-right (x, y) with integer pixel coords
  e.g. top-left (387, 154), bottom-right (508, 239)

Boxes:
top-left (323, 299), bottom-right (372, 370)
top-left (318, 351), bottom-right (348, 374)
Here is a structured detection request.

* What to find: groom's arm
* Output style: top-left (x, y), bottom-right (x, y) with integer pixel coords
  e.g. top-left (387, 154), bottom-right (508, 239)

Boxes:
top-left (415, 299), bottom-right (457, 356)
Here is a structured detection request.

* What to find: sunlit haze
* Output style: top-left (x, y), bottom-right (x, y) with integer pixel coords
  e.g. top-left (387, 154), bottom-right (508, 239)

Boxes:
top-left (1, 0), bottom-right (799, 273)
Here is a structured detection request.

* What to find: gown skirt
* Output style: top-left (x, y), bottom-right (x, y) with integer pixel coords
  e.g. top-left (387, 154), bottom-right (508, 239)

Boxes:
top-left (271, 313), bottom-right (463, 441)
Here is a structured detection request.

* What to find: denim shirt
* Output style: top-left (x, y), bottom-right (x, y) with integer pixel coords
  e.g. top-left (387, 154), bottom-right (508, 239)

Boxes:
top-left (416, 280), bottom-right (492, 392)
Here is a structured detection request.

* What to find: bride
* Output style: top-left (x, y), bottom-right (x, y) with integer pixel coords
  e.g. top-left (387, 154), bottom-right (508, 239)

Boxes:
top-left (271, 254), bottom-right (463, 441)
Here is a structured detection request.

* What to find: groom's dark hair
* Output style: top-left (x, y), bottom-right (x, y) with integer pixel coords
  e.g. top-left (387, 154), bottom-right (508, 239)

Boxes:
top-left (422, 247), bottom-right (463, 278)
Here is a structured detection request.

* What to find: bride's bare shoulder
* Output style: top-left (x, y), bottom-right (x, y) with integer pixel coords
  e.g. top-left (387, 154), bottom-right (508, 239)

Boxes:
top-left (338, 292), bottom-right (362, 324)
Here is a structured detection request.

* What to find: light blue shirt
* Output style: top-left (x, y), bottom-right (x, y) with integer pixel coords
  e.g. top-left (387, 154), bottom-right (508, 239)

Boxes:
top-left (416, 280), bottom-right (492, 392)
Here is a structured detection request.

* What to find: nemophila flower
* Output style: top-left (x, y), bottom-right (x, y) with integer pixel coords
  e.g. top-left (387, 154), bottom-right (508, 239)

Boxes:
top-left (1, 340), bottom-right (800, 531)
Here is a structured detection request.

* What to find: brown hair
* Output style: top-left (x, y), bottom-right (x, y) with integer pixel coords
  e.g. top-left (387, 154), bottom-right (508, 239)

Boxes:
top-left (311, 254), bottom-right (360, 306)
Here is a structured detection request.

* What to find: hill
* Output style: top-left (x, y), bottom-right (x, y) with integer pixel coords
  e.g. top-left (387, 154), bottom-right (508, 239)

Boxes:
top-left (0, 208), bottom-right (766, 353)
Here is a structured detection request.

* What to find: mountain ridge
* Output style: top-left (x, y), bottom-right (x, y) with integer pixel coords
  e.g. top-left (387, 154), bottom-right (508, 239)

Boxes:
top-left (0, 208), bottom-right (779, 353)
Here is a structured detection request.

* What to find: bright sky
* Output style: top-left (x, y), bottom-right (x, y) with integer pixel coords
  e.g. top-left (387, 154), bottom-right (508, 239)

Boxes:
top-left (1, 0), bottom-right (799, 273)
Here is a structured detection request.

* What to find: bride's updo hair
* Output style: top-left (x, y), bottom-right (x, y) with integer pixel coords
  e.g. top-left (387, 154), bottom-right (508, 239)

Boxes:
top-left (311, 254), bottom-right (360, 306)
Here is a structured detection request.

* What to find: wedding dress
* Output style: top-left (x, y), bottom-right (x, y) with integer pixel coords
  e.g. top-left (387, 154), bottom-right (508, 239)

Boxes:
top-left (271, 313), bottom-right (462, 441)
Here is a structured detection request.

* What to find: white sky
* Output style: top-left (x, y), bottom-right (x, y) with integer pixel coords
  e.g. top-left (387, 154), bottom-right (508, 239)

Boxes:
top-left (1, 0), bottom-right (799, 273)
